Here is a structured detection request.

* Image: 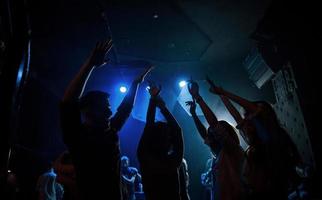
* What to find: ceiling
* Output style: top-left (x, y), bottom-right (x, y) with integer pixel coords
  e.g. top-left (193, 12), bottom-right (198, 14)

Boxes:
top-left (28, 0), bottom-right (273, 101)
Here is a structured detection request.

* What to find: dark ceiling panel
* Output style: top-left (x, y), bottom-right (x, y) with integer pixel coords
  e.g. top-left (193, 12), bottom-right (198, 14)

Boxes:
top-left (105, 1), bottom-right (212, 62)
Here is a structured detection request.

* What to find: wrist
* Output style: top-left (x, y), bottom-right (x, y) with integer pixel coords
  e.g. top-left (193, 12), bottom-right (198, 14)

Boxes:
top-left (194, 95), bottom-right (203, 103)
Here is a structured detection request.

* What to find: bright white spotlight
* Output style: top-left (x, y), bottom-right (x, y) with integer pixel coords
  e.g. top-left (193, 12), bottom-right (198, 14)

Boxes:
top-left (179, 80), bottom-right (187, 88)
top-left (120, 86), bottom-right (127, 93)
top-left (146, 86), bottom-right (150, 91)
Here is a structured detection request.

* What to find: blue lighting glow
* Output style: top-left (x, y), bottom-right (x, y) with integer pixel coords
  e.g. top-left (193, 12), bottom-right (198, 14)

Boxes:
top-left (120, 86), bottom-right (127, 93)
top-left (179, 80), bottom-right (187, 88)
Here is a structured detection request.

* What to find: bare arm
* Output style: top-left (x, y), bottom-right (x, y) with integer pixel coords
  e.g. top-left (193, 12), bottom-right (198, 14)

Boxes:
top-left (122, 175), bottom-right (136, 184)
top-left (156, 96), bottom-right (184, 167)
top-left (195, 96), bottom-right (218, 127)
top-left (62, 40), bottom-right (112, 102)
top-left (188, 81), bottom-right (218, 127)
top-left (186, 100), bottom-right (207, 140)
top-left (146, 84), bottom-right (160, 125)
top-left (219, 95), bottom-right (243, 125)
top-left (157, 97), bottom-right (181, 130)
top-left (146, 98), bottom-right (156, 125)
top-left (206, 76), bottom-right (259, 114)
top-left (111, 67), bottom-right (153, 131)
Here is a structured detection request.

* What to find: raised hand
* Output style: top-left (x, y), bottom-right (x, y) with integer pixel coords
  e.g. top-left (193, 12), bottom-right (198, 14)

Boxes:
top-left (206, 76), bottom-right (224, 95)
top-left (89, 39), bottom-right (113, 67)
top-left (148, 82), bottom-right (161, 97)
top-left (185, 100), bottom-right (196, 114)
top-left (188, 79), bottom-right (199, 98)
top-left (134, 66), bottom-right (154, 84)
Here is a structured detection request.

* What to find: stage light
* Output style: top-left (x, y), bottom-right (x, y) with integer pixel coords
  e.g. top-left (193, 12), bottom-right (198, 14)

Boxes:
top-left (146, 86), bottom-right (150, 91)
top-left (120, 86), bottom-right (127, 93)
top-left (179, 80), bottom-right (187, 88)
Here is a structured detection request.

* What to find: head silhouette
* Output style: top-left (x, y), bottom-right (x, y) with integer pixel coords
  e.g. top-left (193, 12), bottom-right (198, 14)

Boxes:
top-left (121, 156), bottom-right (130, 168)
top-left (79, 91), bottom-right (112, 127)
top-left (207, 121), bottom-right (240, 153)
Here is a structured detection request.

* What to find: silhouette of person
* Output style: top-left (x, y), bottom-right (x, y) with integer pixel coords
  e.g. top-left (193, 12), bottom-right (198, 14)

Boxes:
top-left (186, 80), bottom-right (244, 200)
top-left (137, 84), bottom-right (184, 200)
top-left (60, 39), bottom-right (152, 199)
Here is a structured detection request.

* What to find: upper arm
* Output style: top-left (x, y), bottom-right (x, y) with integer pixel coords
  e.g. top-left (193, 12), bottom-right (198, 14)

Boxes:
top-left (146, 99), bottom-right (156, 125)
top-left (110, 104), bottom-right (132, 132)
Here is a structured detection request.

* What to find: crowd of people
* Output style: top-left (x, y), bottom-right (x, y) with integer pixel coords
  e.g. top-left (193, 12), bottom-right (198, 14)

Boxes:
top-left (41, 39), bottom-right (302, 199)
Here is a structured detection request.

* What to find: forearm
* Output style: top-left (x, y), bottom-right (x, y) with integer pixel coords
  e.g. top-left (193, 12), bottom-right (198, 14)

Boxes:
top-left (220, 95), bottom-right (243, 124)
top-left (220, 89), bottom-right (258, 113)
top-left (195, 95), bottom-right (218, 127)
top-left (191, 113), bottom-right (207, 140)
top-left (111, 81), bottom-right (140, 131)
top-left (122, 175), bottom-right (135, 184)
top-left (146, 98), bottom-right (156, 125)
top-left (63, 58), bottom-right (94, 101)
top-left (159, 105), bottom-right (180, 129)
top-left (118, 81), bottom-right (140, 112)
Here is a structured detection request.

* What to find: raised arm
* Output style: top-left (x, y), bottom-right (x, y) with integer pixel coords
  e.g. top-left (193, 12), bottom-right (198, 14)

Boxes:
top-left (111, 66), bottom-right (153, 131)
top-left (156, 96), bottom-right (181, 130)
top-left (156, 96), bottom-right (183, 166)
top-left (206, 76), bottom-right (259, 114)
top-left (186, 100), bottom-right (207, 140)
top-left (62, 40), bottom-right (112, 102)
top-left (219, 95), bottom-right (243, 125)
top-left (145, 84), bottom-right (161, 125)
top-left (146, 98), bottom-right (157, 125)
top-left (188, 81), bottom-right (218, 127)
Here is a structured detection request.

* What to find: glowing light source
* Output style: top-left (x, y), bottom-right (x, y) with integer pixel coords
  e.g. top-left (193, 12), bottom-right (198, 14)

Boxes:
top-left (179, 80), bottom-right (187, 88)
top-left (146, 86), bottom-right (150, 91)
top-left (120, 86), bottom-right (127, 93)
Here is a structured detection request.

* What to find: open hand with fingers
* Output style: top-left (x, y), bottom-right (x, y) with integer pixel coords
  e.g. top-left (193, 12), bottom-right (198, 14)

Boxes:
top-left (89, 39), bottom-right (113, 67)
top-left (185, 100), bottom-right (196, 115)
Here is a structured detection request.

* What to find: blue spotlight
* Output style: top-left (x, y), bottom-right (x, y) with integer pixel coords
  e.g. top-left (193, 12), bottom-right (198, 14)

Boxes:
top-left (179, 80), bottom-right (187, 88)
top-left (120, 86), bottom-right (127, 93)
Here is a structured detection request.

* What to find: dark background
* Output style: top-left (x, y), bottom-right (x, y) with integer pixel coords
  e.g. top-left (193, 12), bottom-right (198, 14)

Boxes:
top-left (1, 0), bottom-right (320, 199)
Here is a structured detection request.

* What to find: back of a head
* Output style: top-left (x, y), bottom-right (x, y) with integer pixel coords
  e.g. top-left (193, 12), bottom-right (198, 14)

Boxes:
top-left (145, 121), bottom-right (171, 156)
top-left (218, 120), bottom-right (240, 145)
top-left (254, 101), bottom-right (280, 128)
top-left (79, 90), bottom-right (110, 111)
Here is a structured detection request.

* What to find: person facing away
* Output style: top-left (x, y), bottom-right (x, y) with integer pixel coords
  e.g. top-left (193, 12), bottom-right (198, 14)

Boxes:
top-left (137, 84), bottom-right (184, 200)
top-left (60, 39), bottom-right (152, 200)
top-left (186, 80), bottom-right (244, 200)
top-left (121, 156), bottom-right (141, 200)
top-left (205, 78), bottom-right (301, 199)
top-left (179, 158), bottom-right (191, 200)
